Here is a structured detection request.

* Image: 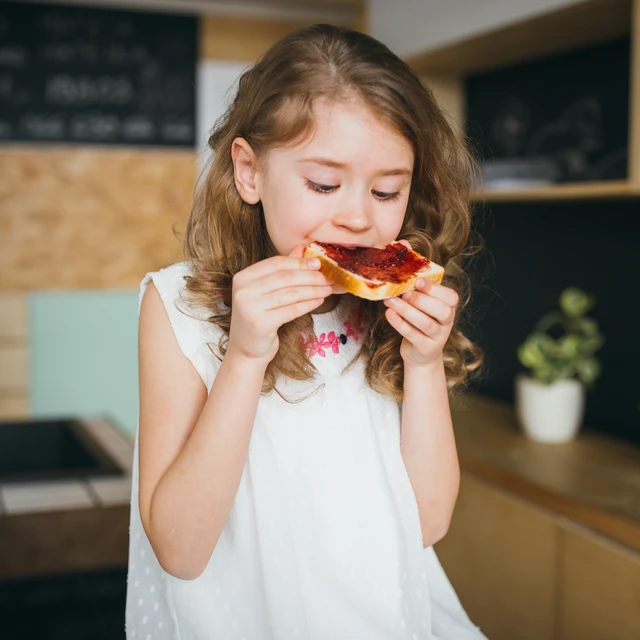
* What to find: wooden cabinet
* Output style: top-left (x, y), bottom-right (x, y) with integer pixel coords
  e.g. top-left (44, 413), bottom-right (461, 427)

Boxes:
top-left (436, 474), bottom-right (557, 640)
top-left (435, 394), bottom-right (640, 640)
top-left (559, 521), bottom-right (640, 640)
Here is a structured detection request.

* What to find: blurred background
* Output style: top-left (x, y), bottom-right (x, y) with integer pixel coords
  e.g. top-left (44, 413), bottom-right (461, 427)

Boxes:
top-left (0, 0), bottom-right (639, 638)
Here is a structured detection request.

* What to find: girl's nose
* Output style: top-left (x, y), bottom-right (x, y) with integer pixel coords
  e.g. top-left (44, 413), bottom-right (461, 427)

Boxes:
top-left (332, 192), bottom-right (374, 233)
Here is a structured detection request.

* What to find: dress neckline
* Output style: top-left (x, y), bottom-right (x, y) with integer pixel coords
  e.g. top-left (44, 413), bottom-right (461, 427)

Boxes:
top-left (305, 295), bottom-right (367, 361)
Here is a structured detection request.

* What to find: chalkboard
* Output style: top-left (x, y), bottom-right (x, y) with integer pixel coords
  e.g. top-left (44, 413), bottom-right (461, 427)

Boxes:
top-left (465, 38), bottom-right (630, 188)
top-left (0, 1), bottom-right (197, 146)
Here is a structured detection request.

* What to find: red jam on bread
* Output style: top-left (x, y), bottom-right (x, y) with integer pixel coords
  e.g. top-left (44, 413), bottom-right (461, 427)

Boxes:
top-left (317, 242), bottom-right (432, 285)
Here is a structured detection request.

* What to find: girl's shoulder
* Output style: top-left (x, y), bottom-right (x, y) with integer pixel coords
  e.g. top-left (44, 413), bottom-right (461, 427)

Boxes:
top-left (139, 261), bottom-right (224, 370)
top-left (139, 260), bottom-right (194, 312)
top-left (139, 260), bottom-right (215, 318)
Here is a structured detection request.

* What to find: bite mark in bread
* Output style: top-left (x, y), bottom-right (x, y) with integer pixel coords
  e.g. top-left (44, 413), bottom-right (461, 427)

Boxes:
top-left (303, 241), bottom-right (444, 301)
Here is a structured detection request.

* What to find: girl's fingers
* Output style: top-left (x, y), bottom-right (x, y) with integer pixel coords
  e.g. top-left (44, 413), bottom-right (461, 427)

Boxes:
top-left (385, 306), bottom-right (430, 347)
top-left (384, 296), bottom-right (441, 338)
top-left (264, 285), bottom-right (333, 311)
top-left (414, 278), bottom-right (459, 308)
top-left (236, 254), bottom-right (321, 282)
top-left (396, 289), bottom-right (455, 325)
top-left (270, 297), bottom-right (327, 326)
top-left (249, 267), bottom-right (332, 296)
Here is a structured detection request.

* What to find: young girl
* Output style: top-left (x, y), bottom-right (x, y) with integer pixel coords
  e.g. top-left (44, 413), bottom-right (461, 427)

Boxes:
top-left (126, 24), bottom-right (486, 640)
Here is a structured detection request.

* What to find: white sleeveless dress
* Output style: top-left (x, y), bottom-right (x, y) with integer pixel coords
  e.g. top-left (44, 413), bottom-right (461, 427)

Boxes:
top-left (125, 261), bottom-right (488, 640)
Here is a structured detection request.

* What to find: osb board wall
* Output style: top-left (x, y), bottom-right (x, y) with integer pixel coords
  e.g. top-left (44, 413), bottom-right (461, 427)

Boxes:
top-left (0, 147), bottom-right (195, 291)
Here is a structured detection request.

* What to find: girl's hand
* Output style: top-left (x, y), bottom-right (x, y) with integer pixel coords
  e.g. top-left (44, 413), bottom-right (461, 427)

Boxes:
top-left (382, 241), bottom-right (459, 369)
top-left (227, 244), bottom-right (333, 364)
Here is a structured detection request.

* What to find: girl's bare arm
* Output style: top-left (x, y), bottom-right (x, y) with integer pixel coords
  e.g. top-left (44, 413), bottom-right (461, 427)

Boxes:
top-left (137, 282), bottom-right (267, 580)
top-left (400, 359), bottom-right (460, 548)
top-left (137, 251), bottom-right (331, 580)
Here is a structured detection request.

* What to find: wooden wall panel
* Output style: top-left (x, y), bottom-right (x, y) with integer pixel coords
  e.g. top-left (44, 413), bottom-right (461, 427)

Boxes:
top-left (405, 0), bottom-right (631, 75)
top-left (0, 147), bottom-right (195, 290)
top-left (435, 473), bottom-right (558, 640)
top-left (0, 397), bottom-right (28, 419)
top-left (630, 0), bottom-right (640, 182)
top-left (200, 12), bottom-right (363, 62)
top-left (421, 73), bottom-right (465, 133)
top-left (202, 15), bottom-right (342, 62)
top-left (0, 293), bottom-right (28, 419)
top-left (0, 292), bottom-right (27, 338)
top-left (559, 520), bottom-right (640, 640)
top-left (0, 346), bottom-right (27, 388)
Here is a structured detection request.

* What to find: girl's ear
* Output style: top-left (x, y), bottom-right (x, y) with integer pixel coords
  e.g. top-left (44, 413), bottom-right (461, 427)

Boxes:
top-left (231, 137), bottom-right (262, 205)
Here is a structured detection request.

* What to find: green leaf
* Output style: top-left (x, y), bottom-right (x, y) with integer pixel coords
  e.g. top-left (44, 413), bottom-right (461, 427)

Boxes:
top-left (532, 363), bottom-right (560, 384)
top-left (576, 358), bottom-right (601, 385)
top-left (556, 360), bottom-right (576, 379)
top-left (560, 288), bottom-right (594, 319)
top-left (576, 317), bottom-right (599, 337)
top-left (521, 287), bottom-right (603, 385)
top-left (518, 343), bottom-right (542, 369)
top-left (557, 335), bottom-right (582, 358)
top-left (579, 335), bottom-right (605, 356)
top-left (518, 333), bottom-right (556, 369)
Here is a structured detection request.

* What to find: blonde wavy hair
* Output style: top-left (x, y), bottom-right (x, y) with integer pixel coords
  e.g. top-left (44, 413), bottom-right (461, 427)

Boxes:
top-left (184, 24), bottom-right (483, 401)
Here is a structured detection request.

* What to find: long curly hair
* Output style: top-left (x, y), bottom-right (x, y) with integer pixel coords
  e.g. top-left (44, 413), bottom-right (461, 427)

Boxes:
top-left (184, 23), bottom-right (483, 401)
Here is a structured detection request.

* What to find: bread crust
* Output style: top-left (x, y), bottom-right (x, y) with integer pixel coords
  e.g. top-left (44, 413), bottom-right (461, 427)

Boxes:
top-left (303, 242), bottom-right (444, 301)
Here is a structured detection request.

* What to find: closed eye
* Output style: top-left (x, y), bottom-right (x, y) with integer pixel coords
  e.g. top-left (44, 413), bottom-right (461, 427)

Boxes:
top-left (373, 189), bottom-right (401, 202)
top-left (306, 180), bottom-right (402, 203)
top-left (307, 181), bottom-right (336, 194)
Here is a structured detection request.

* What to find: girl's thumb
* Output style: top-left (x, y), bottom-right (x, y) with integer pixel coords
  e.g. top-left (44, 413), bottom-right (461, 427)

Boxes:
top-left (288, 243), bottom-right (307, 259)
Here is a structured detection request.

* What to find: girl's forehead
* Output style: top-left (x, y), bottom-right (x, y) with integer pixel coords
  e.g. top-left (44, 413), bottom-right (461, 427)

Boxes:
top-left (283, 102), bottom-right (413, 166)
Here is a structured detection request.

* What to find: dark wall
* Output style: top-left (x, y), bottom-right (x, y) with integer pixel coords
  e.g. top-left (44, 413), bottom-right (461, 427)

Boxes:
top-left (466, 199), bottom-right (640, 445)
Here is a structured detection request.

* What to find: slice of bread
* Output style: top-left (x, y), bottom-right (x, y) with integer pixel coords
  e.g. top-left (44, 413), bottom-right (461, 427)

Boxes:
top-left (303, 241), bottom-right (444, 301)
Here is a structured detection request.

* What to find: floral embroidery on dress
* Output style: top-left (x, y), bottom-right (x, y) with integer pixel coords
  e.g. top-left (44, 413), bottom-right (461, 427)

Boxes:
top-left (344, 305), bottom-right (367, 341)
top-left (306, 331), bottom-right (344, 357)
top-left (305, 302), bottom-right (366, 358)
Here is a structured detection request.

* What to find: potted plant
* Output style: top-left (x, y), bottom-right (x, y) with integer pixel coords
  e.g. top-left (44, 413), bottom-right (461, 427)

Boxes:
top-left (515, 287), bottom-right (604, 443)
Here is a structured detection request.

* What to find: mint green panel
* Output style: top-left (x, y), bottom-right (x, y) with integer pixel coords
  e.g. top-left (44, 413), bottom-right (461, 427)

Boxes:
top-left (29, 290), bottom-right (140, 436)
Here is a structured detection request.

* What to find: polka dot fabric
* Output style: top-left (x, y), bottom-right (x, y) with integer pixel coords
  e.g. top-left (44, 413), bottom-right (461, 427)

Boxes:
top-left (125, 262), bottom-right (488, 640)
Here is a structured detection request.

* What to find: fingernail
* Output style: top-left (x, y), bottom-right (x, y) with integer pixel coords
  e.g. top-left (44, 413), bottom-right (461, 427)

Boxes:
top-left (417, 278), bottom-right (425, 288)
top-left (307, 258), bottom-right (320, 269)
top-left (386, 297), bottom-right (398, 305)
top-left (322, 285), bottom-right (333, 292)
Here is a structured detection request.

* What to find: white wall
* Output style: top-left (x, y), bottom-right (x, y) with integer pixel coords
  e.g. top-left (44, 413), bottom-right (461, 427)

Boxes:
top-left (196, 60), bottom-right (249, 158)
top-left (368, 0), bottom-right (588, 58)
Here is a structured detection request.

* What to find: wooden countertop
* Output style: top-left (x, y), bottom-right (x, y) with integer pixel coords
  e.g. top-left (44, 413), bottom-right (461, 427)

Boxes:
top-left (451, 394), bottom-right (640, 552)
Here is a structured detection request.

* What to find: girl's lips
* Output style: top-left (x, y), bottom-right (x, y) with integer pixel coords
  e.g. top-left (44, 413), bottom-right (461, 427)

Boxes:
top-left (313, 242), bottom-right (362, 248)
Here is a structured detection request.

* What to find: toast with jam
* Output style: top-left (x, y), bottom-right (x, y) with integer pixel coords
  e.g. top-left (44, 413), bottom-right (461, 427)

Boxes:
top-left (303, 241), bottom-right (444, 301)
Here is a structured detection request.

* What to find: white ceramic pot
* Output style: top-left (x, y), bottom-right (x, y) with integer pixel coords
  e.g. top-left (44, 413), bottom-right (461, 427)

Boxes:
top-left (515, 374), bottom-right (585, 443)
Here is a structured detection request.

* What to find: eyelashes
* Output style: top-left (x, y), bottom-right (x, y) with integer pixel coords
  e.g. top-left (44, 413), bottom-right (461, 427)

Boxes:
top-left (305, 180), bottom-right (402, 203)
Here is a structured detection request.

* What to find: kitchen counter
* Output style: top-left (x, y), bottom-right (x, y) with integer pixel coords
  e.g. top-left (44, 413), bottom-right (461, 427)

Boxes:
top-left (451, 393), bottom-right (640, 552)
top-left (0, 417), bottom-right (133, 579)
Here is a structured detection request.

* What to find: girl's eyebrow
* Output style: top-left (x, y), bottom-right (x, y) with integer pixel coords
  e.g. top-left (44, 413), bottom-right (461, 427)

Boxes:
top-left (298, 157), bottom-right (412, 177)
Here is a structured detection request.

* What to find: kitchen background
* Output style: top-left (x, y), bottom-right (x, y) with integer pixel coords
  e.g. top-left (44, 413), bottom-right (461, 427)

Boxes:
top-left (1, 0), bottom-right (639, 639)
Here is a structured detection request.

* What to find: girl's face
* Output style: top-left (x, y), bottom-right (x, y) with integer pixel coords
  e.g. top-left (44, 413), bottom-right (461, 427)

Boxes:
top-left (233, 97), bottom-right (414, 257)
